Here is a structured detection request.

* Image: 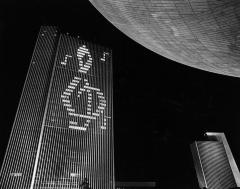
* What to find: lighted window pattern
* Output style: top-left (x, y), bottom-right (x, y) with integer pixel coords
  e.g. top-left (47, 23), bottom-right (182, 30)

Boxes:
top-left (61, 45), bottom-right (107, 131)
top-left (100, 52), bottom-right (109, 62)
top-left (60, 55), bottom-right (72, 66)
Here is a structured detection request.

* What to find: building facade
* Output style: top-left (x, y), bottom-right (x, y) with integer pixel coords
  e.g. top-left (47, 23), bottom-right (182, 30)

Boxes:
top-left (0, 26), bottom-right (114, 189)
top-left (191, 132), bottom-right (240, 189)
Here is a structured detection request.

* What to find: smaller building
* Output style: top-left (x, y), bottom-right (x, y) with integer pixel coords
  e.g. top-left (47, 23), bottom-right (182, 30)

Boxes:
top-left (191, 132), bottom-right (240, 189)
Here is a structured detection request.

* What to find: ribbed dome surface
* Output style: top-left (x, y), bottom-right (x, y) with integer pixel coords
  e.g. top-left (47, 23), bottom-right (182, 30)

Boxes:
top-left (89, 0), bottom-right (240, 77)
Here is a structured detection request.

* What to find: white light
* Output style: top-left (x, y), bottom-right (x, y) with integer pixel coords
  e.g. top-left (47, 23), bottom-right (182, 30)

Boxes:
top-left (79, 48), bottom-right (90, 53)
top-left (79, 88), bottom-right (85, 92)
top-left (63, 103), bottom-right (71, 107)
top-left (80, 67), bottom-right (89, 71)
top-left (96, 92), bottom-right (104, 95)
top-left (70, 173), bottom-right (79, 177)
top-left (67, 108), bottom-right (75, 112)
top-left (68, 113), bottom-right (95, 119)
top-left (69, 82), bottom-right (77, 86)
top-left (66, 89), bottom-right (73, 92)
top-left (74, 76), bottom-right (81, 80)
top-left (63, 92), bottom-right (71, 96)
top-left (62, 99), bottom-right (70, 103)
top-left (205, 132), bottom-right (217, 136)
top-left (79, 70), bottom-right (87, 73)
top-left (69, 126), bottom-right (87, 131)
top-left (71, 80), bottom-right (80, 84)
top-left (67, 86), bottom-right (75, 89)
top-left (77, 52), bottom-right (85, 55)
top-left (69, 121), bottom-right (77, 125)
top-left (84, 86), bottom-right (100, 91)
top-left (84, 65), bottom-right (91, 68)
top-left (92, 113), bottom-right (100, 116)
top-left (10, 173), bottom-right (22, 177)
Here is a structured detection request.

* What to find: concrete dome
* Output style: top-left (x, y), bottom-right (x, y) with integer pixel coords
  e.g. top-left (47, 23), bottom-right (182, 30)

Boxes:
top-left (89, 0), bottom-right (240, 77)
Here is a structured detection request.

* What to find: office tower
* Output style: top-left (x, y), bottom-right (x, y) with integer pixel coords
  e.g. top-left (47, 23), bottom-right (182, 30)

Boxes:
top-left (0, 26), bottom-right (114, 189)
top-left (191, 132), bottom-right (240, 189)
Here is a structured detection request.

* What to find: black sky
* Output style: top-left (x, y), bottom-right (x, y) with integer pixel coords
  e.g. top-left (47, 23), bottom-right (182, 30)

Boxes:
top-left (1, 1), bottom-right (240, 188)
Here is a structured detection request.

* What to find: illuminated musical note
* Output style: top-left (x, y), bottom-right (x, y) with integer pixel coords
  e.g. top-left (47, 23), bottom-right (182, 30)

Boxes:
top-left (100, 52), bottom-right (109, 62)
top-left (77, 45), bottom-right (93, 73)
top-left (60, 54), bottom-right (72, 65)
top-left (61, 45), bottom-right (108, 131)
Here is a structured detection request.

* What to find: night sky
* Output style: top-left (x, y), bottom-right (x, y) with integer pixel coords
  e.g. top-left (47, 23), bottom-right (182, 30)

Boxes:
top-left (1, 1), bottom-right (240, 188)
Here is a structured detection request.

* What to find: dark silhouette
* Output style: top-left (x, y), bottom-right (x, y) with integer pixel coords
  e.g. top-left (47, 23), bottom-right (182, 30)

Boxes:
top-left (81, 178), bottom-right (90, 189)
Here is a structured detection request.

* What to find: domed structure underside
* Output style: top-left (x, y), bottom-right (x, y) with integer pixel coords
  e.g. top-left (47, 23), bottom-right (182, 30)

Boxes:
top-left (89, 0), bottom-right (240, 77)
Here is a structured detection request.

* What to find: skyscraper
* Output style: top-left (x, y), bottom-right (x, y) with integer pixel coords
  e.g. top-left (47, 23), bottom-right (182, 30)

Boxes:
top-left (191, 132), bottom-right (240, 189)
top-left (0, 26), bottom-right (114, 189)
